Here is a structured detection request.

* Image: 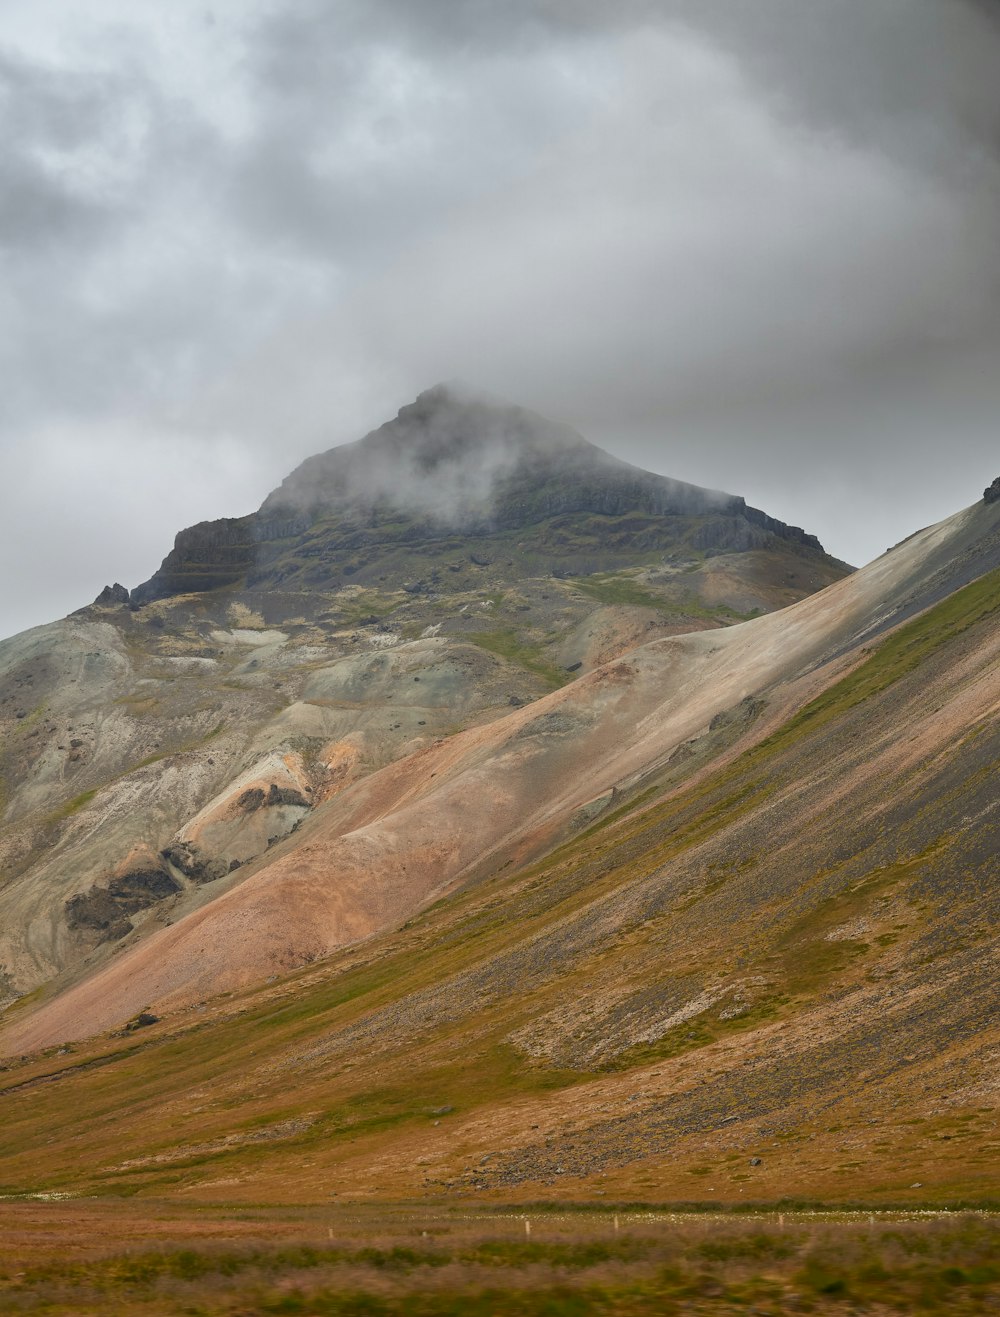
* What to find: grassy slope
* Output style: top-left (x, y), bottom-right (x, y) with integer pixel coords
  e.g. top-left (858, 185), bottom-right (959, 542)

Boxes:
top-left (0, 572), bottom-right (997, 1215)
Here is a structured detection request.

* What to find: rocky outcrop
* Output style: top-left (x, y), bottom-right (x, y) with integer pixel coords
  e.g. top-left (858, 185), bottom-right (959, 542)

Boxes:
top-left (162, 752), bottom-right (314, 883)
top-left (160, 841), bottom-right (232, 886)
top-left (158, 780), bottom-right (311, 885)
top-left (65, 859), bottom-right (181, 944)
top-left (93, 582), bottom-right (130, 606)
top-left (237, 783), bottom-right (309, 811)
top-left (985, 477), bottom-right (1000, 505)
top-left (130, 517), bottom-right (258, 604)
top-left (708, 694), bottom-right (767, 732)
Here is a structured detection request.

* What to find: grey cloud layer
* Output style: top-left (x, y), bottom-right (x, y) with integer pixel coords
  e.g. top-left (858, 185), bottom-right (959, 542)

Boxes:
top-left (2, 1), bottom-right (998, 637)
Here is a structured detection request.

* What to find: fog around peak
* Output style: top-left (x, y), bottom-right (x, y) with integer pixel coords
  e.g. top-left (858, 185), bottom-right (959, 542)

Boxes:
top-left (2, 1), bottom-right (999, 636)
top-left (260, 384), bottom-right (731, 527)
top-left (262, 385), bottom-right (603, 520)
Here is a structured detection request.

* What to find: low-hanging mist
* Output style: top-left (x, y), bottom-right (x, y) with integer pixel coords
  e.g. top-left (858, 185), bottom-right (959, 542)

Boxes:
top-left (260, 384), bottom-right (735, 529)
top-left (2, 0), bottom-right (999, 638)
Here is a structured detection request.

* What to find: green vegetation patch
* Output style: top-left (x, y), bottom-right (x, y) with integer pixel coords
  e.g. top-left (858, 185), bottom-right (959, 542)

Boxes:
top-left (47, 787), bottom-right (99, 821)
top-left (603, 995), bottom-right (786, 1073)
top-left (570, 574), bottom-right (678, 611)
top-left (468, 628), bottom-right (571, 688)
top-left (335, 589), bottom-right (408, 627)
top-left (570, 572), bottom-right (754, 622)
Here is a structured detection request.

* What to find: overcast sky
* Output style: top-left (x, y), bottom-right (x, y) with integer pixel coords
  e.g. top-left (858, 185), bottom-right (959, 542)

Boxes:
top-left (3, 1), bottom-right (999, 639)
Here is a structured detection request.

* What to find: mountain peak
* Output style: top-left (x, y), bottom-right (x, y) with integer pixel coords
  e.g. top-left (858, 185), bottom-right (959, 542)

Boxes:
top-left (390, 380), bottom-right (592, 454)
top-left (259, 384), bottom-right (616, 522)
top-left (130, 387), bottom-right (834, 604)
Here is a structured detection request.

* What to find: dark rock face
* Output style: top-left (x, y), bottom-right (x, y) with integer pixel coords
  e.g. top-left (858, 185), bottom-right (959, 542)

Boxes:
top-left (126, 1011), bottom-right (159, 1031)
top-left (65, 865), bottom-right (181, 943)
top-left (64, 888), bottom-right (131, 942)
top-left (130, 517), bottom-right (258, 605)
top-left (109, 868), bottom-right (180, 906)
top-left (985, 477), bottom-right (1000, 505)
top-left (237, 783), bottom-right (309, 812)
top-left (161, 842), bottom-right (229, 885)
top-left (94, 582), bottom-right (130, 606)
top-left (117, 1011), bottom-right (160, 1034)
top-left (128, 385), bottom-right (836, 604)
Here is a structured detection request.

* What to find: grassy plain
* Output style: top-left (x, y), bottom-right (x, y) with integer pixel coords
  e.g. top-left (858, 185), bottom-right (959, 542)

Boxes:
top-left (1, 1203), bottom-right (997, 1314)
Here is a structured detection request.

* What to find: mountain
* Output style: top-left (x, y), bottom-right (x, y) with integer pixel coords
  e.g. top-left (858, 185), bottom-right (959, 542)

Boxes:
top-left (130, 384), bottom-right (832, 606)
top-left (0, 468), bottom-right (996, 1219)
top-left (0, 386), bottom-right (848, 1012)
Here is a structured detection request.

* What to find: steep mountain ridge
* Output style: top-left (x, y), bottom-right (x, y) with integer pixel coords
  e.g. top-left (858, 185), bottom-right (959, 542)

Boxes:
top-left (0, 389), bottom-right (848, 1008)
top-left (0, 483), bottom-right (995, 1215)
top-left (5, 489), bottom-right (997, 1052)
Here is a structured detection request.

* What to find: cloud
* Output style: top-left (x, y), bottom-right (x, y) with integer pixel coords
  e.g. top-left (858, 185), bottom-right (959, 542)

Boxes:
top-left (209, 15), bottom-right (1000, 484)
top-left (1, 1), bottom-right (999, 637)
top-left (0, 49), bottom-right (124, 253)
top-left (681, 0), bottom-right (1000, 166)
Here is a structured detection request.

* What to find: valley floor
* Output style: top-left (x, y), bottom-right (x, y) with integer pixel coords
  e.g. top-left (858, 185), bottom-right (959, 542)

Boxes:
top-left (0, 1199), bottom-right (997, 1314)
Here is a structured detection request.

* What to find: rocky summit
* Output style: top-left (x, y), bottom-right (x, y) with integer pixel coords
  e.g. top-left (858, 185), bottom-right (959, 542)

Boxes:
top-left (129, 384), bottom-right (838, 607)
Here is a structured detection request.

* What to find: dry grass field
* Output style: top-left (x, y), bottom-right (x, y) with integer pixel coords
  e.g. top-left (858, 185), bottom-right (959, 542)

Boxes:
top-left (1, 1201), bottom-right (997, 1314)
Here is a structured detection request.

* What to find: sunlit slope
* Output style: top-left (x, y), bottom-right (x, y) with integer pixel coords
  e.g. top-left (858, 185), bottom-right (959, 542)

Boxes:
top-left (4, 496), bottom-right (997, 1053)
top-left (0, 545), bottom-right (996, 1206)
